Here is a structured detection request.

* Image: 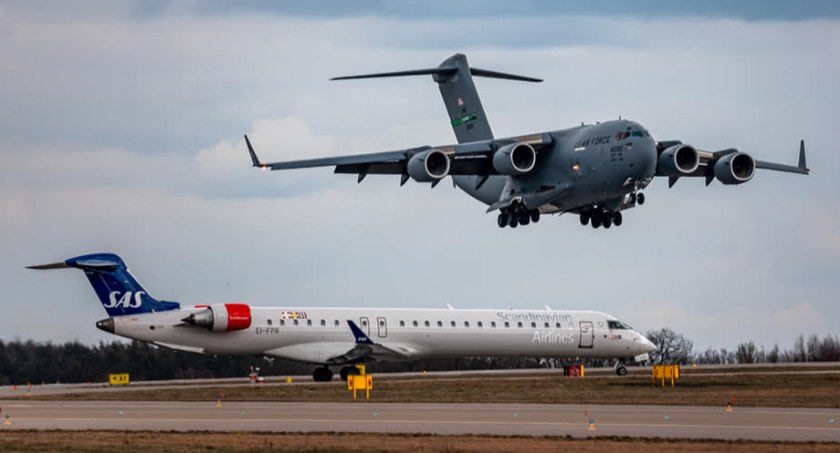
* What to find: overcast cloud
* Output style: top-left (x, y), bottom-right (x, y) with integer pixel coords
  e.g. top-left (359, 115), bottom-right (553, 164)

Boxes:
top-left (1, 1), bottom-right (837, 351)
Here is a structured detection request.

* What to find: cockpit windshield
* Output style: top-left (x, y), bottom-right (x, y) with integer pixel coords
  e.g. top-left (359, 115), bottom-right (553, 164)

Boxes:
top-left (614, 129), bottom-right (650, 141)
top-left (607, 320), bottom-right (632, 330)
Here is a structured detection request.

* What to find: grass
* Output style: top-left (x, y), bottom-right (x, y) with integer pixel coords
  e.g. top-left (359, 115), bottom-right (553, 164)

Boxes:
top-left (0, 431), bottom-right (838, 453)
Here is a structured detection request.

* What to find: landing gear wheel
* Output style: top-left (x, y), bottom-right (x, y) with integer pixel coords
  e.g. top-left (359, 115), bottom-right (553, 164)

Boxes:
top-left (497, 212), bottom-right (508, 228)
top-left (519, 210), bottom-right (530, 226)
top-left (602, 213), bottom-right (612, 229)
top-left (580, 212), bottom-right (590, 226)
top-left (591, 213), bottom-right (601, 229)
top-left (629, 192), bottom-right (636, 204)
top-left (616, 365), bottom-right (628, 376)
top-left (613, 211), bottom-right (623, 226)
top-left (530, 210), bottom-right (540, 223)
top-left (637, 192), bottom-right (645, 205)
top-left (509, 217), bottom-right (519, 228)
top-left (340, 366), bottom-right (360, 382)
top-left (313, 367), bottom-right (333, 382)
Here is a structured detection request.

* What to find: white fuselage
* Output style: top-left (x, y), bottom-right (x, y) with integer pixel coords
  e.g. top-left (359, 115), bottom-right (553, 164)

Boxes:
top-left (109, 306), bottom-right (654, 365)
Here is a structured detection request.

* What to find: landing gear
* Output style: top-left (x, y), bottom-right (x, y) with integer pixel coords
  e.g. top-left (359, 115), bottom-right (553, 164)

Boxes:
top-left (340, 366), bottom-right (360, 382)
top-left (579, 212), bottom-right (590, 226)
top-left (582, 207), bottom-right (625, 229)
top-left (616, 364), bottom-right (628, 376)
top-left (313, 366), bottom-right (334, 382)
top-left (636, 192), bottom-right (645, 205)
top-left (496, 202), bottom-right (540, 229)
top-left (612, 211), bottom-right (622, 226)
top-left (590, 212), bottom-right (602, 229)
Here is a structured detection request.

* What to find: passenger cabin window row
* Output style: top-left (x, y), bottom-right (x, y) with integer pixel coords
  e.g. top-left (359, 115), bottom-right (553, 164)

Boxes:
top-left (268, 318), bottom-right (566, 329)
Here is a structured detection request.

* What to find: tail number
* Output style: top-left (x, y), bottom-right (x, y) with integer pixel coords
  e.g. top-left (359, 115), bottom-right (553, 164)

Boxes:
top-left (106, 291), bottom-right (145, 308)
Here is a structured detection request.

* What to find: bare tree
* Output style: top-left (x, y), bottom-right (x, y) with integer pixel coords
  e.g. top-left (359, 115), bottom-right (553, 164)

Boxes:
top-left (735, 341), bottom-right (758, 364)
top-left (645, 328), bottom-right (693, 364)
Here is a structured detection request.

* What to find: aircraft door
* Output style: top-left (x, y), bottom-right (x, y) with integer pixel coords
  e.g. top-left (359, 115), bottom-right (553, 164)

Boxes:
top-left (579, 321), bottom-right (594, 348)
top-left (359, 317), bottom-right (371, 336)
top-left (376, 317), bottom-right (387, 338)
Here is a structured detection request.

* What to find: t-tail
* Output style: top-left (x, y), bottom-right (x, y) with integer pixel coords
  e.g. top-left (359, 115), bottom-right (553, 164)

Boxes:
top-left (331, 53), bottom-right (541, 144)
top-left (27, 253), bottom-right (180, 317)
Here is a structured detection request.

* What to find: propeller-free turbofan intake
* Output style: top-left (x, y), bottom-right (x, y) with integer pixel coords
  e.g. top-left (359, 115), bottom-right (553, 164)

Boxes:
top-left (407, 149), bottom-right (450, 182)
top-left (182, 303), bottom-right (252, 332)
top-left (493, 143), bottom-right (536, 176)
top-left (658, 144), bottom-right (700, 176)
top-left (714, 152), bottom-right (755, 185)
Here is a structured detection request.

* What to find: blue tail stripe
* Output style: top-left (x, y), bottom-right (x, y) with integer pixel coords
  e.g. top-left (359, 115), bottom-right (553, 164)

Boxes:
top-left (347, 320), bottom-right (374, 345)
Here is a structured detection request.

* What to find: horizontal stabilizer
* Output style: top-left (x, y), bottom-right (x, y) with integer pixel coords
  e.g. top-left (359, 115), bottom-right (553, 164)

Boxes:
top-left (26, 261), bottom-right (69, 270)
top-left (331, 67), bottom-right (541, 83)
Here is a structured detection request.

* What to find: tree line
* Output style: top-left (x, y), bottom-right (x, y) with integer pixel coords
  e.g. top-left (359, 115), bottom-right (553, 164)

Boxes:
top-left (0, 330), bottom-right (838, 384)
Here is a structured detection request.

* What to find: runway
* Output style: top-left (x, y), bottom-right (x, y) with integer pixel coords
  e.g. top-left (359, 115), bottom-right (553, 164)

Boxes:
top-left (2, 401), bottom-right (838, 441)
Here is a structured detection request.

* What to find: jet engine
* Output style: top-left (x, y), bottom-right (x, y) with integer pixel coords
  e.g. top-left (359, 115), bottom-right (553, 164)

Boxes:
top-left (407, 149), bottom-right (450, 182)
top-left (714, 152), bottom-right (755, 185)
top-left (493, 143), bottom-right (536, 176)
top-left (657, 144), bottom-right (700, 176)
top-left (183, 303), bottom-right (252, 332)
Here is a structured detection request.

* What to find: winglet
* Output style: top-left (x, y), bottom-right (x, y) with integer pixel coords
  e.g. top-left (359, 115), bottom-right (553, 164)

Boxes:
top-left (347, 320), bottom-right (374, 345)
top-left (799, 140), bottom-right (808, 171)
top-left (244, 135), bottom-right (265, 168)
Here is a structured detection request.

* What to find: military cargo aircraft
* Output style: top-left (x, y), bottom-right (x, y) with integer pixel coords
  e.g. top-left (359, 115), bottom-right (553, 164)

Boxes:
top-left (30, 253), bottom-right (655, 380)
top-left (245, 53), bottom-right (809, 229)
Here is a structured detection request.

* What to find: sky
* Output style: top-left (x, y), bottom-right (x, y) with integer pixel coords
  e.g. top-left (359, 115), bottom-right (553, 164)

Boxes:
top-left (1, 1), bottom-right (838, 352)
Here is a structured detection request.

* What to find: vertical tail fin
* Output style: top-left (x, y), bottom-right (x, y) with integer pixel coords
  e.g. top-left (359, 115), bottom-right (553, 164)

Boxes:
top-left (27, 253), bottom-right (180, 317)
top-left (331, 53), bottom-right (541, 144)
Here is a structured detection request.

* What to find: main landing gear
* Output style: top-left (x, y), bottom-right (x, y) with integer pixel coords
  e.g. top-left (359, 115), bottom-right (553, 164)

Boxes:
top-left (579, 209), bottom-right (623, 229)
top-left (313, 366), bottom-right (362, 382)
top-left (497, 201), bottom-right (540, 229)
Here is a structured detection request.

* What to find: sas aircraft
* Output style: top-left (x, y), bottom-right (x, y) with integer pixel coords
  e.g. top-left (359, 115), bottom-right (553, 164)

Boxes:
top-left (246, 53), bottom-right (809, 229)
top-left (30, 253), bottom-right (656, 381)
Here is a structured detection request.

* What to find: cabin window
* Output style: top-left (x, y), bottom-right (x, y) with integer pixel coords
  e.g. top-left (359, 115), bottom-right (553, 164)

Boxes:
top-left (267, 319), bottom-right (273, 326)
top-left (361, 319), bottom-right (368, 327)
top-left (517, 322), bottom-right (523, 328)
top-left (556, 322), bottom-right (561, 328)
top-left (464, 321), bottom-right (470, 328)
top-left (451, 321), bottom-right (457, 327)
top-left (307, 320), bottom-right (312, 326)
top-left (279, 320), bottom-right (285, 326)
top-left (477, 321), bottom-right (483, 328)
top-left (491, 321), bottom-right (496, 328)
top-left (334, 320), bottom-right (340, 327)
top-left (413, 320), bottom-right (418, 327)
top-left (504, 322), bottom-right (510, 328)
top-left (424, 321), bottom-right (430, 327)
top-left (437, 321), bottom-right (443, 327)
top-left (531, 322), bottom-right (537, 328)
top-left (399, 320), bottom-right (405, 327)
top-left (320, 319), bottom-right (326, 326)
top-left (544, 322), bottom-right (549, 328)
top-left (293, 320), bottom-right (299, 326)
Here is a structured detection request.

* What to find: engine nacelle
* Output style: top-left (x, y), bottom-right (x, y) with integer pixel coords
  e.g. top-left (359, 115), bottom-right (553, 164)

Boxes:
top-left (657, 144), bottom-right (700, 177)
top-left (407, 149), bottom-right (450, 182)
top-left (183, 303), bottom-right (251, 332)
top-left (493, 143), bottom-right (536, 176)
top-left (714, 152), bottom-right (755, 185)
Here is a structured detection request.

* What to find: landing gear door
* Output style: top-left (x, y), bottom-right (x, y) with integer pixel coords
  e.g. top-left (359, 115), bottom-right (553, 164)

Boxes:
top-left (376, 317), bottom-right (387, 338)
top-left (359, 317), bottom-right (370, 336)
top-left (579, 321), bottom-right (594, 348)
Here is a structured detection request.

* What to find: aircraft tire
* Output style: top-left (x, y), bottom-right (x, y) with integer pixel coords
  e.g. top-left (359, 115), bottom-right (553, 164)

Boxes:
top-left (313, 367), bottom-right (333, 382)
top-left (603, 214), bottom-right (612, 229)
top-left (580, 212), bottom-right (590, 226)
top-left (613, 211), bottom-right (623, 226)
top-left (629, 192), bottom-right (636, 204)
top-left (616, 365), bottom-right (628, 376)
top-left (497, 212), bottom-right (508, 228)
top-left (519, 211), bottom-right (530, 226)
top-left (591, 214), bottom-right (601, 229)
top-left (530, 210), bottom-right (540, 223)
top-left (637, 192), bottom-right (645, 205)
top-left (509, 217), bottom-right (518, 228)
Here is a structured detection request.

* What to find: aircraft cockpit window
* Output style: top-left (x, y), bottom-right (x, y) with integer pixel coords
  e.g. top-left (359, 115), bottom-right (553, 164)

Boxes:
top-left (607, 320), bottom-right (632, 330)
top-left (615, 131), bottom-right (631, 141)
top-left (630, 131), bottom-right (645, 138)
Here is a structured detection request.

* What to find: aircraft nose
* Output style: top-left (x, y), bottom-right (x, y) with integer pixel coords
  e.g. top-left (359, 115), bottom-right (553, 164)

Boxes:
top-left (640, 335), bottom-right (656, 353)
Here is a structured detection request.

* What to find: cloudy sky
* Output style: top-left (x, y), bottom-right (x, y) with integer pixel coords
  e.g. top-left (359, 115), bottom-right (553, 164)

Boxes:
top-left (1, 1), bottom-right (838, 352)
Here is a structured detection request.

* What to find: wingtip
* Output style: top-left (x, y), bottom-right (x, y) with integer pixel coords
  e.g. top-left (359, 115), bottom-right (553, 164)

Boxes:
top-left (798, 139), bottom-right (808, 172)
top-left (244, 134), bottom-right (262, 168)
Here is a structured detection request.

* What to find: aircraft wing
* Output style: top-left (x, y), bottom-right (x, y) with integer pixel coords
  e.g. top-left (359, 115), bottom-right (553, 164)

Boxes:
top-left (245, 133), bottom-right (552, 183)
top-left (324, 320), bottom-right (418, 365)
top-left (656, 140), bottom-right (809, 187)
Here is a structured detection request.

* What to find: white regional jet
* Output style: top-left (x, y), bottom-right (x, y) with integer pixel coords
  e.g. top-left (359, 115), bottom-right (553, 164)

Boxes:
top-left (30, 253), bottom-right (656, 381)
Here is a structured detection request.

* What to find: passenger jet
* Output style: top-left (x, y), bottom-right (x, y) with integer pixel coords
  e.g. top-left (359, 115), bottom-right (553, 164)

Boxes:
top-left (30, 253), bottom-right (656, 381)
top-left (246, 53), bottom-right (809, 229)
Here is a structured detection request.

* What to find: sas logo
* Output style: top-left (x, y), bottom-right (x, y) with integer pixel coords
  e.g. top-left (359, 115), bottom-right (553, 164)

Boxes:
top-left (105, 291), bottom-right (145, 308)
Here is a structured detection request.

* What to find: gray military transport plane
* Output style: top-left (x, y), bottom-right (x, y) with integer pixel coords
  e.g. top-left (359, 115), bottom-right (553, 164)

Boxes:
top-left (29, 253), bottom-right (656, 381)
top-left (245, 53), bottom-right (809, 229)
